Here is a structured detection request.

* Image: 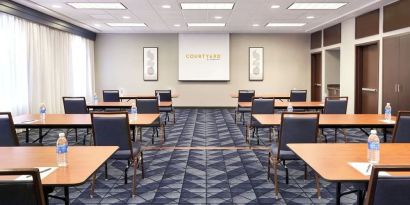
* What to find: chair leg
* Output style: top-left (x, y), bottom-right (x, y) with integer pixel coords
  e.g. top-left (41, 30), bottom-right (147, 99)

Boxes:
top-left (75, 128), bottom-right (78, 142)
top-left (173, 110), bottom-right (176, 124)
top-left (139, 128), bottom-right (142, 142)
top-left (90, 173), bottom-right (96, 197)
top-left (141, 152), bottom-right (145, 178)
top-left (283, 160), bottom-right (289, 184)
top-left (334, 128), bottom-right (338, 143)
top-left (267, 152), bottom-right (271, 180)
top-left (235, 110), bottom-right (237, 123)
top-left (273, 159), bottom-right (279, 199)
top-left (132, 158), bottom-right (138, 197)
top-left (322, 129), bottom-right (328, 143)
top-left (342, 129), bottom-right (348, 143)
top-left (124, 160), bottom-right (130, 184)
top-left (315, 173), bottom-right (321, 199)
top-left (304, 164), bottom-right (308, 180)
top-left (269, 127), bottom-right (272, 142)
top-left (104, 162), bottom-right (108, 180)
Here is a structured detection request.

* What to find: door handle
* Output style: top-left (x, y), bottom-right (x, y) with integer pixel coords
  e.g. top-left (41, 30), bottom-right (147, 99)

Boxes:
top-left (362, 88), bottom-right (377, 92)
top-left (398, 84), bottom-right (400, 93)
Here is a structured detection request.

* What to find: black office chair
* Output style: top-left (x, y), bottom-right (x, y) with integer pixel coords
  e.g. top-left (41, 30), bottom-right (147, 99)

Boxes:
top-left (268, 112), bottom-right (321, 198)
top-left (136, 97), bottom-right (162, 144)
top-left (290, 90), bottom-right (307, 102)
top-left (62, 97), bottom-right (89, 144)
top-left (102, 90), bottom-right (120, 102)
top-left (0, 112), bottom-right (42, 146)
top-left (364, 165), bottom-right (410, 205)
top-left (247, 97), bottom-right (275, 145)
top-left (155, 90), bottom-right (175, 124)
top-left (0, 168), bottom-right (46, 205)
top-left (392, 111), bottom-right (410, 143)
top-left (235, 90), bottom-right (255, 125)
top-left (90, 112), bottom-right (144, 197)
top-left (322, 96), bottom-right (348, 143)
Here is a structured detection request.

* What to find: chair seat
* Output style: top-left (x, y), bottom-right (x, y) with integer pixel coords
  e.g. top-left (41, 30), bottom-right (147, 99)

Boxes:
top-left (159, 107), bottom-right (172, 112)
top-left (238, 107), bottom-right (251, 112)
top-left (112, 142), bottom-right (141, 160)
top-left (271, 143), bottom-right (298, 160)
top-left (250, 117), bottom-right (273, 128)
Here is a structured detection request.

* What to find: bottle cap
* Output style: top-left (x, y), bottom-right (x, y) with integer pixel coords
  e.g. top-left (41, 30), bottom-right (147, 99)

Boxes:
top-left (59, 133), bottom-right (65, 137)
top-left (387, 103), bottom-right (390, 106)
top-left (370, 130), bottom-right (377, 135)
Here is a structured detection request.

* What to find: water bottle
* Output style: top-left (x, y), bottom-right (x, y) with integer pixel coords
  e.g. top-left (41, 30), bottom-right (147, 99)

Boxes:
top-left (287, 103), bottom-right (293, 112)
top-left (39, 103), bottom-right (46, 120)
top-left (157, 93), bottom-right (161, 104)
top-left (367, 129), bottom-right (380, 164)
top-left (56, 133), bottom-right (68, 167)
top-left (131, 103), bottom-right (137, 120)
top-left (93, 93), bottom-right (98, 104)
top-left (384, 103), bottom-right (392, 121)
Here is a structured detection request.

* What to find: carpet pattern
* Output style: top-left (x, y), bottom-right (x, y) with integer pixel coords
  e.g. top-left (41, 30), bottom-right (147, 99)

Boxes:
top-left (17, 109), bottom-right (389, 204)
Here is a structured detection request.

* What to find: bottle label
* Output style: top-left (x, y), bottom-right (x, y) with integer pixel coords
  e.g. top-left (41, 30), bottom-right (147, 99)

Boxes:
top-left (56, 144), bottom-right (68, 154)
top-left (368, 142), bottom-right (379, 150)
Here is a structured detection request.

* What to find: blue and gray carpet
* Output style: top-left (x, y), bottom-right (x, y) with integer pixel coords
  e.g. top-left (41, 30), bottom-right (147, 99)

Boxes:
top-left (18, 109), bottom-right (387, 204)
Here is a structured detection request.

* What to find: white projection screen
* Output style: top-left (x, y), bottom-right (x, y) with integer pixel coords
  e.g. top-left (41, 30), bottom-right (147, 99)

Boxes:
top-left (178, 34), bottom-right (230, 81)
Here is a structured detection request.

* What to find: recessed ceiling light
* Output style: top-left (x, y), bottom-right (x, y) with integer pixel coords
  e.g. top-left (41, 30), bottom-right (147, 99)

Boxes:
top-left (107, 23), bottom-right (147, 27)
top-left (266, 23), bottom-right (306, 27)
top-left (252, 24), bottom-right (260, 27)
top-left (174, 24), bottom-right (181, 27)
top-left (187, 23), bottom-right (226, 27)
top-left (271, 5), bottom-right (280, 9)
top-left (52, 5), bottom-right (62, 8)
top-left (122, 16), bottom-right (130, 19)
top-left (181, 3), bottom-right (234, 10)
top-left (214, 16), bottom-right (223, 19)
top-left (306, 16), bottom-right (315, 19)
top-left (162, 5), bottom-right (171, 9)
top-left (67, 2), bottom-right (126, 10)
top-left (288, 3), bottom-right (347, 10)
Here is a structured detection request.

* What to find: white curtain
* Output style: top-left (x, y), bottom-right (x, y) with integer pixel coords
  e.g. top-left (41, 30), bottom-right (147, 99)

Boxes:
top-left (0, 12), bottom-right (94, 115)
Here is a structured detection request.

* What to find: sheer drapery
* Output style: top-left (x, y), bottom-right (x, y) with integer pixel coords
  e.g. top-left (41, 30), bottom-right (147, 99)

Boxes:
top-left (0, 12), bottom-right (94, 115)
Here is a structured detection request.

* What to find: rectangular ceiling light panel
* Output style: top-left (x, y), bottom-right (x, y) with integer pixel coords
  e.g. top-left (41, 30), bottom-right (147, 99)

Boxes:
top-left (107, 23), bottom-right (147, 27)
top-left (266, 23), bottom-right (306, 27)
top-left (181, 3), bottom-right (234, 10)
top-left (67, 2), bottom-right (126, 9)
top-left (187, 23), bottom-right (226, 27)
top-left (288, 3), bottom-right (347, 10)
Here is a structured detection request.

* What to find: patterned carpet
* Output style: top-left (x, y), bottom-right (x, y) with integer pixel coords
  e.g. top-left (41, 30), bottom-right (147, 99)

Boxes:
top-left (18, 109), bottom-right (389, 204)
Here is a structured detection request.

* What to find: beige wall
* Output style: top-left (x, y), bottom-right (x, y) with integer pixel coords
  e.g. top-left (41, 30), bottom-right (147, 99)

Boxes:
top-left (95, 33), bottom-right (311, 107)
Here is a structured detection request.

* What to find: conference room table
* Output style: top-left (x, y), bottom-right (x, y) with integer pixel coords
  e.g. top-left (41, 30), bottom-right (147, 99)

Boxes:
top-left (252, 114), bottom-right (396, 142)
top-left (120, 93), bottom-right (179, 101)
top-left (86, 101), bottom-right (173, 110)
top-left (0, 146), bottom-right (118, 205)
top-left (238, 101), bottom-right (324, 110)
top-left (288, 143), bottom-right (410, 205)
top-left (230, 93), bottom-right (290, 100)
top-left (13, 114), bottom-right (162, 143)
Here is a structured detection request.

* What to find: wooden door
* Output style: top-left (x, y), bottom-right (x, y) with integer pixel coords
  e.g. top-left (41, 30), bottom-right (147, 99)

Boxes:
top-left (383, 37), bottom-right (400, 114)
top-left (356, 43), bottom-right (379, 114)
top-left (399, 34), bottom-right (410, 111)
top-left (311, 53), bottom-right (322, 101)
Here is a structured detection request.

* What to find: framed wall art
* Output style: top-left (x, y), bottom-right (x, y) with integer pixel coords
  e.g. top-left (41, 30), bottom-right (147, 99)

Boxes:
top-left (143, 47), bottom-right (158, 81)
top-left (249, 47), bottom-right (264, 81)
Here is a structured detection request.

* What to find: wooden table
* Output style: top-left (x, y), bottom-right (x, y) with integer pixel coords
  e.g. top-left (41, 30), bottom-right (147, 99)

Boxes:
top-left (13, 114), bottom-right (160, 143)
top-left (230, 93), bottom-right (290, 100)
top-left (86, 101), bottom-right (172, 109)
top-left (252, 114), bottom-right (396, 142)
top-left (0, 146), bottom-right (118, 204)
top-left (120, 93), bottom-right (179, 101)
top-left (288, 143), bottom-right (410, 204)
top-left (238, 101), bottom-right (324, 110)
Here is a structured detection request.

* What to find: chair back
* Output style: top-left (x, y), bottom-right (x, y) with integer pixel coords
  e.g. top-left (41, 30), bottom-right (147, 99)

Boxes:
top-left (137, 98), bottom-right (159, 114)
top-left (91, 112), bottom-right (132, 153)
top-left (365, 165), bottom-right (410, 205)
top-left (62, 97), bottom-right (88, 114)
top-left (392, 111), bottom-right (410, 143)
top-left (155, 90), bottom-right (172, 102)
top-left (102, 90), bottom-right (120, 102)
top-left (290, 90), bottom-right (307, 102)
top-left (0, 112), bottom-right (19, 146)
top-left (0, 168), bottom-right (45, 205)
top-left (238, 90), bottom-right (255, 102)
top-left (278, 112), bottom-right (319, 153)
top-left (323, 97), bottom-right (348, 114)
top-left (251, 98), bottom-right (275, 115)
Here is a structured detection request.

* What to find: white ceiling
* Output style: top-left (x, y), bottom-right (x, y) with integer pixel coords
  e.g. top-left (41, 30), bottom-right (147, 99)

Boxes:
top-left (12, 0), bottom-right (394, 33)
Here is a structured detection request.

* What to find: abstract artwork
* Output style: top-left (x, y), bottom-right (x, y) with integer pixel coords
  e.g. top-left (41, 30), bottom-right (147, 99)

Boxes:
top-left (249, 47), bottom-right (263, 81)
top-left (143, 47), bottom-right (158, 81)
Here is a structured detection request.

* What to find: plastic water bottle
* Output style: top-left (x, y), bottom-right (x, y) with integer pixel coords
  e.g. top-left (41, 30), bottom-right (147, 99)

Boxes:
top-left (157, 93), bottom-right (161, 104)
top-left (384, 103), bottom-right (392, 121)
top-left (287, 103), bottom-right (293, 112)
top-left (39, 103), bottom-right (46, 120)
top-left (93, 93), bottom-right (98, 104)
top-left (56, 133), bottom-right (68, 167)
top-left (131, 103), bottom-right (137, 120)
top-left (367, 130), bottom-right (380, 164)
